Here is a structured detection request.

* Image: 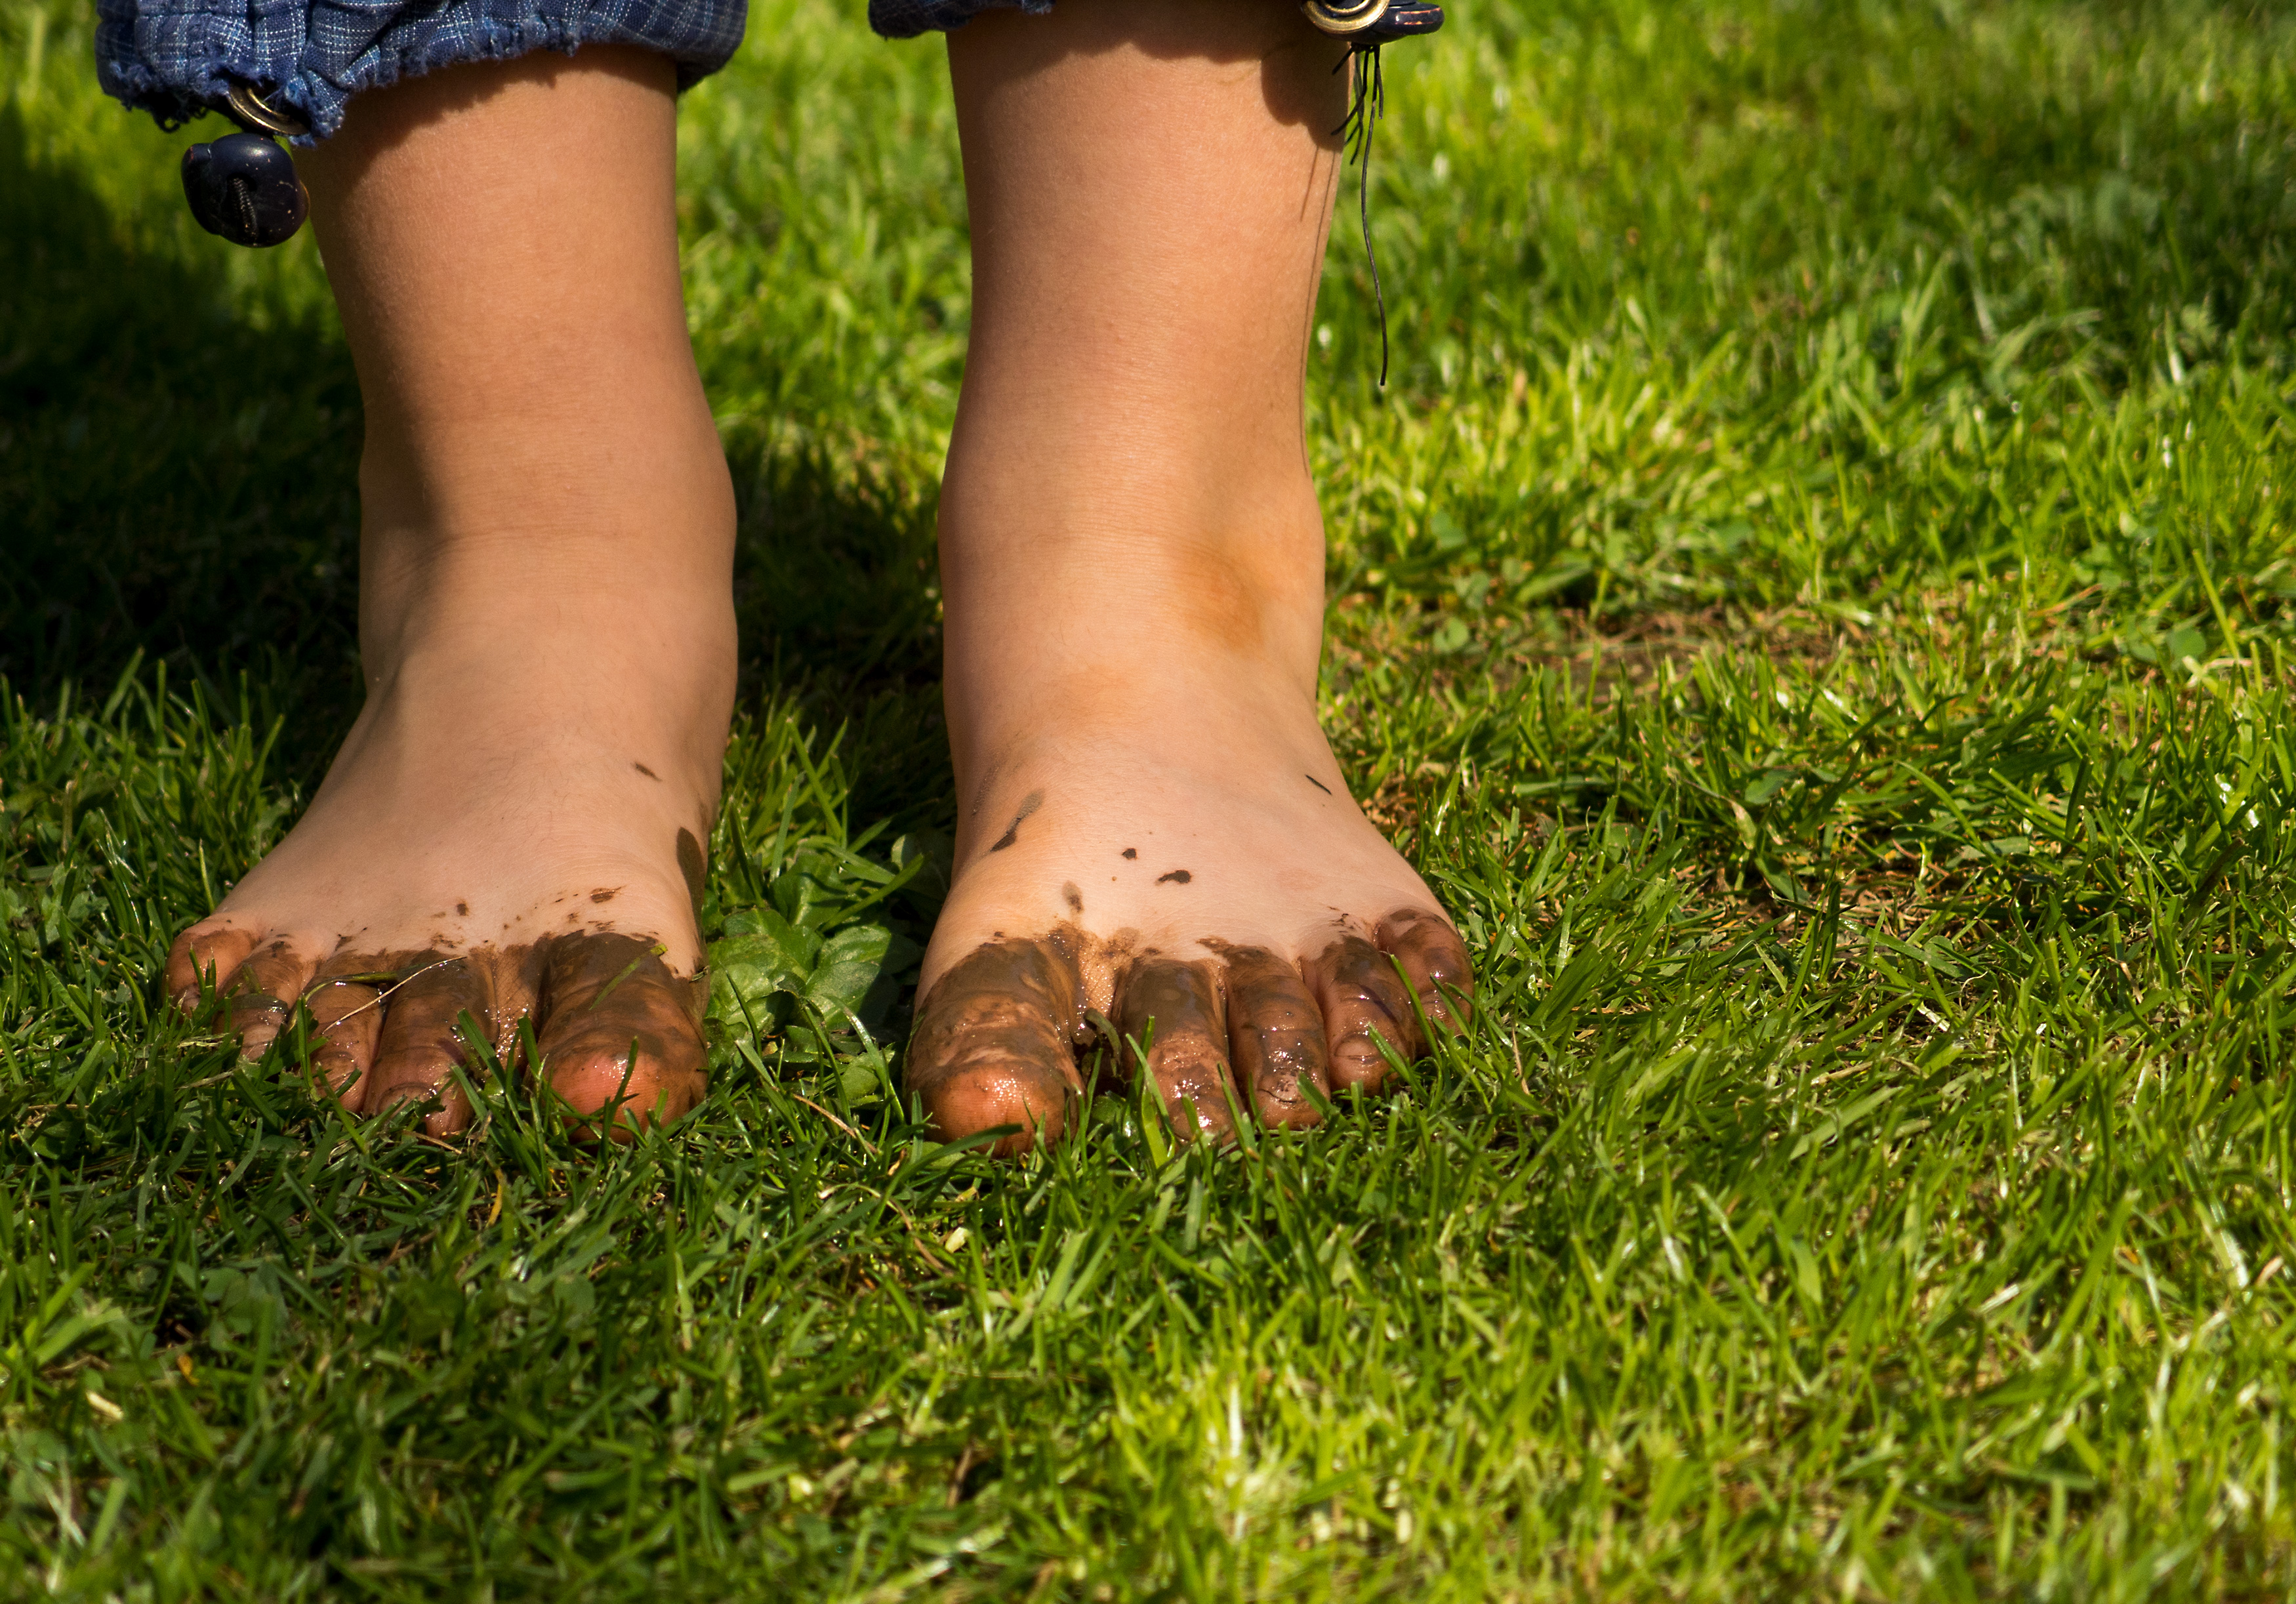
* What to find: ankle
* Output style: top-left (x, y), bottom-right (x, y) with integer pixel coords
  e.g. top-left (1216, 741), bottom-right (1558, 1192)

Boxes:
top-left (939, 463), bottom-right (1327, 661)
top-left (350, 428), bottom-right (737, 678)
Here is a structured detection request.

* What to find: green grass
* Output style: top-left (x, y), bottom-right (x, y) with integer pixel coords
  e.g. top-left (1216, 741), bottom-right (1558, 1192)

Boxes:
top-left (9, 0), bottom-right (2296, 1594)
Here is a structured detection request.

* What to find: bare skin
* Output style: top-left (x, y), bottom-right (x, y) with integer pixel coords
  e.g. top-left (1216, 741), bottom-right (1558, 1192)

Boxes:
top-left (166, 4), bottom-right (1471, 1151)
top-left (165, 49), bottom-right (731, 1134)
top-left (907, 0), bottom-right (1473, 1155)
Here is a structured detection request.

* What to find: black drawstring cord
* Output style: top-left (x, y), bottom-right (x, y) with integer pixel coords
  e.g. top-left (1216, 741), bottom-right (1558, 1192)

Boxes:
top-left (1335, 43), bottom-right (1391, 387)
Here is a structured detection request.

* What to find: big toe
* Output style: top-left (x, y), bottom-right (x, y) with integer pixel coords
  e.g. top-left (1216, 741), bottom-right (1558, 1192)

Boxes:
top-left (907, 937), bottom-right (1088, 1155)
top-left (535, 933), bottom-right (708, 1139)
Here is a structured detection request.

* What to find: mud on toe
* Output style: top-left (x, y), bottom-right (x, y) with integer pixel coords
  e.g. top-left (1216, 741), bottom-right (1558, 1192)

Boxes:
top-left (361, 949), bottom-right (524, 1134)
top-left (907, 934), bottom-right (1089, 1155)
top-left (907, 909), bottom-right (1473, 1154)
top-left (1208, 942), bottom-right (1330, 1129)
top-left (170, 924), bottom-right (710, 1138)
top-left (534, 932), bottom-right (710, 1138)
top-left (1113, 954), bottom-right (1239, 1140)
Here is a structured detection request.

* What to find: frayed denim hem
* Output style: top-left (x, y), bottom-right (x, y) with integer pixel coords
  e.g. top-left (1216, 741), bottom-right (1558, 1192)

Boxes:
top-left (867, 0), bottom-right (1052, 41)
top-left (98, 0), bottom-right (746, 139)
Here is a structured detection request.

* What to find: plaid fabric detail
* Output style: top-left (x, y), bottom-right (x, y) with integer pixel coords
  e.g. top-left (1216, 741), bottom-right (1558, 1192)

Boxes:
top-left (867, 0), bottom-right (1050, 39)
top-left (98, 0), bottom-right (746, 138)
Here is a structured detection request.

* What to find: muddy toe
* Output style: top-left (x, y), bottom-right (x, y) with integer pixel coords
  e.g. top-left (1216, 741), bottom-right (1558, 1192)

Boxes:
top-left (167, 923), bottom-right (259, 1016)
top-left (301, 955), bottom-right (395, 1109)
top-left (907, 936), bottom-right (1087, 1155)
top-left (535, 932), bottom-right (708, 1137)
top-left (1378, 907), bottom-right (1475, 1039)
top-left (1115, 954), bottom-right (1240, 1140)
top-left (218, 937), bottom-right (318, 1060)
top-left (168, 924), bottom-right (315, 1060)
top-left (366, 951), bottom-right (504, 1134)
top-left (1214, 943), bottom-right (1329, 1129)
top-left (1307, 931), bottom-right (1422, 1092)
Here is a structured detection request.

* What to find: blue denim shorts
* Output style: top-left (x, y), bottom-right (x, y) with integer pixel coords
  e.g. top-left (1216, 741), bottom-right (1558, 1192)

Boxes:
top-left (99, 0), bottom-right (1041, 140)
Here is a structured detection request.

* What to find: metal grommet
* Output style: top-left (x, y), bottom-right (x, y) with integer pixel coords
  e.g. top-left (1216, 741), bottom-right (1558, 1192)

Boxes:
top-left (1302, 0), bottom-right (1392, 37)
top-left (223, 82), bottom-right (310, 139)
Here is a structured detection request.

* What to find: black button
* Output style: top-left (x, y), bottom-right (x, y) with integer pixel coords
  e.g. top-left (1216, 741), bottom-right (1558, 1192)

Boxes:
top-left (182, 133), bottom-right (308, 248)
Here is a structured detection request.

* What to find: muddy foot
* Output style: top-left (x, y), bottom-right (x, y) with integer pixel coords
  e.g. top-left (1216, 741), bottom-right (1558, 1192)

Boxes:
top-left (907, 701), bottom-right (1473, 1155)
top-left (168, 621), bottom-right (733, 1138)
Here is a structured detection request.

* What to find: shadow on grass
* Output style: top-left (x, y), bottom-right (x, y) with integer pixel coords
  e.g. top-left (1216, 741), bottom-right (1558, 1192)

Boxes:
top-left (0, 100), bottom-right (950, 800)
top-left (0, 101), bottom-right (362, 750)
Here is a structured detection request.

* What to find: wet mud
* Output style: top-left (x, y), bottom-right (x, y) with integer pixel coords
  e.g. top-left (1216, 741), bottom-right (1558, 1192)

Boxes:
top-left (534, 932), bottom-right (709, 1137)
top-left (1062, 882), bottom-right (1084, 914)
top-left (1113, 955), bottom-right (1236, 1139)
top-left (219, 936), bottom-right (307, 1058)
top-left (1156, 869), bottom-right (1193, 886)
top-left (1208, 942), bottom-right (1329, 1129)
top-left (906, 906), bottom-right (1473, 1155)
top-left (1305, 910), bottom-right (1475, 1090)
top-left (361, 947), bottom-right (518, 1130)
top-left (1376, 906), bottom-right (1475, 1039)
top-left (174, 927), bottom-right (708, 1138)
top-left (907, 929), bottom-right (1090, 1155)
top-left (1303, 932), bottom-right (1421, 1090)
top-left (1122, 848), bottom-right (1138, 860)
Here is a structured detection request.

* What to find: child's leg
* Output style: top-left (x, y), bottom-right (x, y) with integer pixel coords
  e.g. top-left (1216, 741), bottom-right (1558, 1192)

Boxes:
top-left (910, 0), bottom-right (1471, 1150)
top-left (165, 47), bottom-right (735, 1134)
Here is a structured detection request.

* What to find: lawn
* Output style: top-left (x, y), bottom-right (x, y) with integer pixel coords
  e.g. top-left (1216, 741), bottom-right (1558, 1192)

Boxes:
top-left (7, 0), bottom-right (2296, 1595)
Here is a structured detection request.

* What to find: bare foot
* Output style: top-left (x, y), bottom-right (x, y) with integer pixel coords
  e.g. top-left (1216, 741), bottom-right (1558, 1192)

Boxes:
top-left (908, 679), bottom-right (1473, 1153)
top-left (167, 617), bottom-right (733, 1136)
top-left (165, 47), bottom-right (736, 1137)
top-left (903, 0), bottom-right (1471, 1155)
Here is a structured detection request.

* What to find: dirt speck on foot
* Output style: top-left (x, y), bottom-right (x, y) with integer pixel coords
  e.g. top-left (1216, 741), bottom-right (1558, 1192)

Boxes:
top-left (1156, 869), bottom-right (1193, 885)
top-left (990, 791), bottom-right (1046, 853)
